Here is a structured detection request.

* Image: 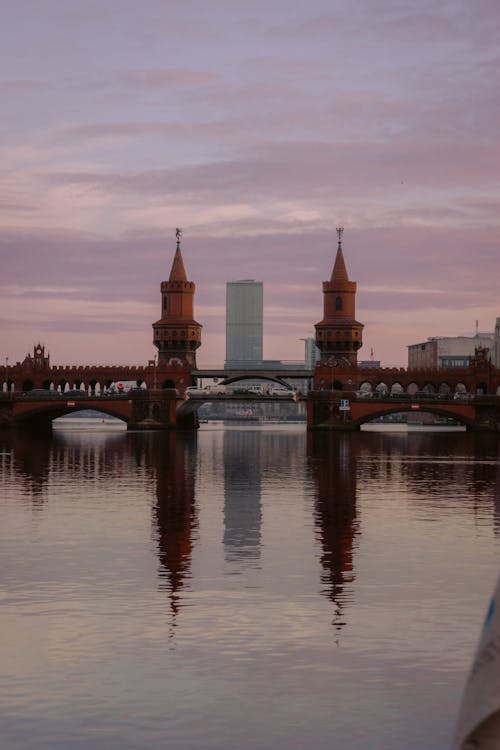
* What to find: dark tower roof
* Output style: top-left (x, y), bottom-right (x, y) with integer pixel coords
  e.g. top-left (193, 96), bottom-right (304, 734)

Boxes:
top-left (169, 246), bottom-right (187, 282)
top-left (330, 241), bottom-right (349, 284)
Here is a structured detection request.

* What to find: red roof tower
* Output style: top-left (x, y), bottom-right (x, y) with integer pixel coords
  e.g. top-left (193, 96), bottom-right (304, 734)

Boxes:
top-left (314, 228), bottom-right (363, 366)
top-left (152, 229), bottom-right (202, 368)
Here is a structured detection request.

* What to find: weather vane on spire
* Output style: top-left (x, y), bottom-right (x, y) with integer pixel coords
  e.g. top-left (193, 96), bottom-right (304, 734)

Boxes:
top-left (336, 226), bottom-right (344, 246)
top-left (175, 227), bottom-right (182, 249)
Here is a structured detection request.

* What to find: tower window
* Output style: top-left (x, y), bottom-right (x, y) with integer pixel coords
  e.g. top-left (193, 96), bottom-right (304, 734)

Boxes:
top-left (163, 296), bottom-right (168, 311)
top-left (335, 296), bottom-right (343, 311)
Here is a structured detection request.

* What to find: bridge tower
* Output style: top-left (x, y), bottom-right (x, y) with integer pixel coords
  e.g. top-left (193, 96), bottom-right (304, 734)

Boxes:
top-left (152, 230), bottom-right (202, 389)
top-left (314, 228), bottom-right (364, 366)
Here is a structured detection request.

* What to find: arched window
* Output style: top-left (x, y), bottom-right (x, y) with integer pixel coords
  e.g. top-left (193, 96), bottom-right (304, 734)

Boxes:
top-left (335, 295), bottom-right (343, 311)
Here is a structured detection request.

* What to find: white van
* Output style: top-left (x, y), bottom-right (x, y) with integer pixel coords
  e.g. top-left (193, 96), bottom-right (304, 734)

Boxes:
top-left (269, 386), bottom-right (291, 397)
top-left (185, 386), bottom-right (204, 397)
top-left (202, 384), bottom-right (226, 395)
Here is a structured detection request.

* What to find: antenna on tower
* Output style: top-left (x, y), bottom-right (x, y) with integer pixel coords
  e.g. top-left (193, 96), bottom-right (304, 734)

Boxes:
top-left (336, 226), bottom-right (344, 247)
top-left (175, 227), bottom-right (182, 250)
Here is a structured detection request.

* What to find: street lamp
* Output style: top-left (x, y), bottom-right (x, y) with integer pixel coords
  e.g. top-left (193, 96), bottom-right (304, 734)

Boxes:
top-left (5, 357), bottom-right (8, 393)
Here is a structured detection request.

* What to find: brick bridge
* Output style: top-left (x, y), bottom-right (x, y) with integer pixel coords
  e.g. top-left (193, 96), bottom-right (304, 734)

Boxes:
top-left (2, 388), bottom-right (500, 432)
top-left (0, 389), bottom-right (306, 432)
top-left (3, 232), bottom-right (500, 431)
top-left (0, 391), bottom-right (180, 431)
top-left (307, 352), bottom-right (500, 430)
top-left (307, 392), bottom-right (500, 431)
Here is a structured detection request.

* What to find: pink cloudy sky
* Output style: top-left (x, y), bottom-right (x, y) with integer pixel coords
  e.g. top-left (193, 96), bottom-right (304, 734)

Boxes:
top-left (2, 0), bottom-right (499, 369)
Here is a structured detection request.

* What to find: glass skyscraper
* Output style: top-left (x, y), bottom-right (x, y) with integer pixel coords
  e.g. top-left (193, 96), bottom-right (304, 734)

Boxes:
top-left (225, 280), bottom-right (263, 368)
top-left (303, 337), bottom-right (320, 369)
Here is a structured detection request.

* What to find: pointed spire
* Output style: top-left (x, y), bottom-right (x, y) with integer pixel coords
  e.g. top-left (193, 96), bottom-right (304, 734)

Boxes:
top-left (169, 228), bottom-right (187, 281)
top-left (330, 226), bottom-right (349, 283)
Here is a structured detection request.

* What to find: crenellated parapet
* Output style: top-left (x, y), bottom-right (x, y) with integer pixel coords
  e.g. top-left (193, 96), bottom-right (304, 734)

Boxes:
top-left (314, 359), bottom-right (500, 397)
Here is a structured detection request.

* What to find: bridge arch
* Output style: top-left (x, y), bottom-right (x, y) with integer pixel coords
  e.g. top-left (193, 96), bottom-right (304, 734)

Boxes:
top-left (390, 382), bottom-right (404, 394)
top-left (350, 403), bottom-right (474, 430)
top-left (12, 401), bottom-right (133, 430)
top-left (439, 382), bottom-right (452, 396)
top-left (422, 383), bottom-right (436, 393)
top-left (375, 381), bottom-right (389, 396)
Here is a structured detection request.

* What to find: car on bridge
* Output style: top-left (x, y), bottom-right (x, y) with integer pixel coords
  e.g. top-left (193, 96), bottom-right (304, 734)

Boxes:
top-left (186, 385), bottom-right (226, 397)
top-left (268, 387), bottom-right (293, 397)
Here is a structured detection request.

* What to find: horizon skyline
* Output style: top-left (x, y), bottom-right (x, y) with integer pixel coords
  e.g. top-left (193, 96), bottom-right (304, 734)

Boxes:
top-left (5, 236), bottom-right (498, 371)
top-left (2, 1), bottom-right (500, 368)
top-left (4, 224), bottom-right (499, 369)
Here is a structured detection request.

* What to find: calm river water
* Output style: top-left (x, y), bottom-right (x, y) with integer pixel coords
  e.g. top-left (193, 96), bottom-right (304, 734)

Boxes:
top-left (1, 422), bottom-right (500, 750)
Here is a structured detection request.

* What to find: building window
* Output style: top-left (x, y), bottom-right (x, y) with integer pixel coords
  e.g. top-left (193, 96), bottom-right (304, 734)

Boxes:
top-left (163, 296), bottom-right (168, 311)
top-left (336, 296), bottom-right (343, 311)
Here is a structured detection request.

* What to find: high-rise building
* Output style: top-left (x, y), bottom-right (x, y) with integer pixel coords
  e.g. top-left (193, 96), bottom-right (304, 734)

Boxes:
top-left (225, 280), bottom-right (263, 368)
top-left (303, 337), bottom-right (320, 369)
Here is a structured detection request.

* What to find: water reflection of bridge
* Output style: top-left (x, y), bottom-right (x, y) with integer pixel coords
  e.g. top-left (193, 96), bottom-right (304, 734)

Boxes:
top-left (4, 425), bottom-right (500, 640)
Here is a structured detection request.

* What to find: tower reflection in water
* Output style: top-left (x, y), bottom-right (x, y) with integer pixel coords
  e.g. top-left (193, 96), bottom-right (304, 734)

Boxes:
top-left (308, 432), bottom-right (360, 632)
top-left (149, 432), bottom-right (198, 623)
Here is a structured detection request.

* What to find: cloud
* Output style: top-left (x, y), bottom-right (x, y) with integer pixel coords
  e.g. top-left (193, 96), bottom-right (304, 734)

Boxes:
top-left (1, 0), bottom-right (499, 369)
top-left (116, 68), bottom-right (219, 88)
top-left (44, 139), bottom-right (500, 209)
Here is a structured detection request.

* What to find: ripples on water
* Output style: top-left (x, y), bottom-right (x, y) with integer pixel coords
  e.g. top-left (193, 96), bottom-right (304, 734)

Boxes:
top-left (1, 423), bottom-right (500, 749)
